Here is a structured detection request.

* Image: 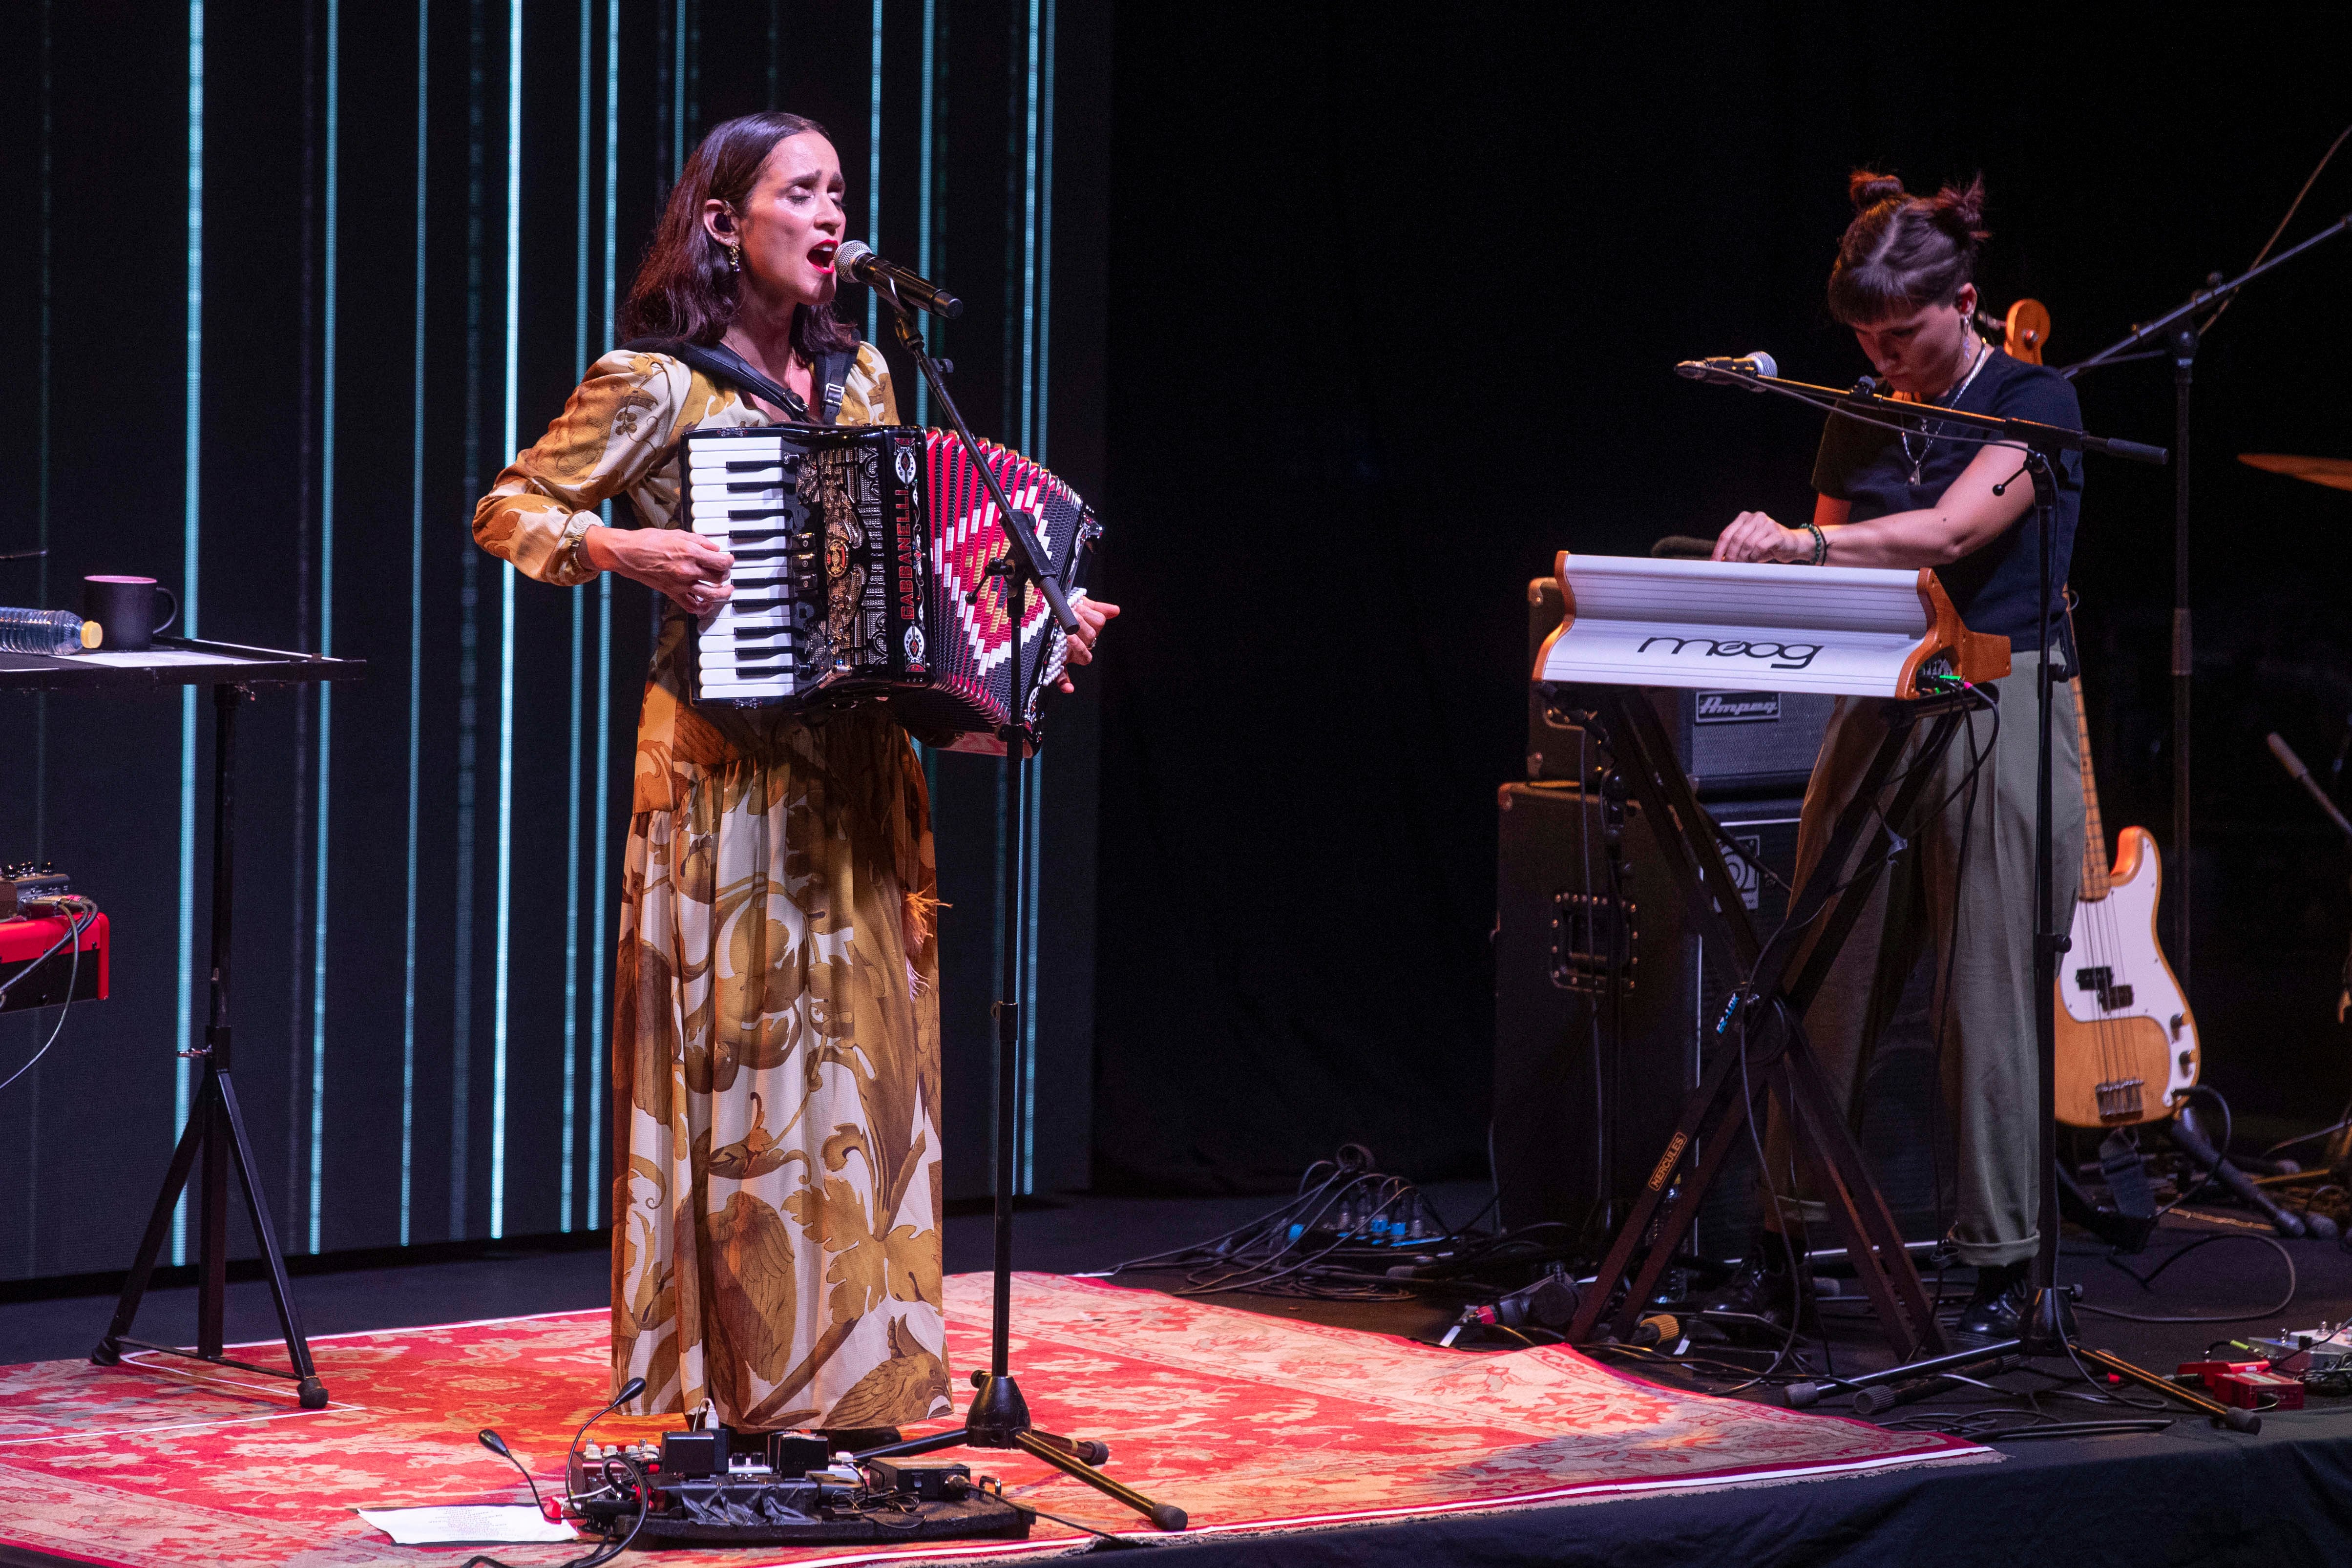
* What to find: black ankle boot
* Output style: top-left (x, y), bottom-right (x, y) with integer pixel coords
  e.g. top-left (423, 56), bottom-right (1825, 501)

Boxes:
top-left (1700, 1231), bottom-right (1816, 1338)
top-left (1953, 1260), bottom-right (2035, 1344)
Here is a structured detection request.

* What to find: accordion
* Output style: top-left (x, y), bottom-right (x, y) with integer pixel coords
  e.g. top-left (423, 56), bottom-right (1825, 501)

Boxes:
top-left (681, 423), bottom-right (1098, 747)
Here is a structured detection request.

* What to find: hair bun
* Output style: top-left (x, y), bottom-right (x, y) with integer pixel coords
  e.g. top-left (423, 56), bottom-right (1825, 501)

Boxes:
top-left (1848, 171), bottom-right (1908, 212)
top-left (1931, 174), bottom-right (1991, 243)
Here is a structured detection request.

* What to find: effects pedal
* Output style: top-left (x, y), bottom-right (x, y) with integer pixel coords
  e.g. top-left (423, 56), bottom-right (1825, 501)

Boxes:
top-left (0, 863), bottom-right (107, 1015)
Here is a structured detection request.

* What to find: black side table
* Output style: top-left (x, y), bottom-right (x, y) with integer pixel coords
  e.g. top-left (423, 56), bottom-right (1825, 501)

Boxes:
top-left (2, 637), bottom-right (366, 1406)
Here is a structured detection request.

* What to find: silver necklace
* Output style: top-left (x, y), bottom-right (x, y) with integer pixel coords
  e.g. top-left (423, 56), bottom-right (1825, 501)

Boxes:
top-left (1901, 337), bottom-right (1990, 485)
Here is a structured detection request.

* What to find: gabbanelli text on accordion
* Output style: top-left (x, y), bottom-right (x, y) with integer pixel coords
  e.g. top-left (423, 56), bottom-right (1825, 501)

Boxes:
top-left (680, 422), bottom-right (1098, 748)
top-left (1532, 552), bottom-right (2010, 700)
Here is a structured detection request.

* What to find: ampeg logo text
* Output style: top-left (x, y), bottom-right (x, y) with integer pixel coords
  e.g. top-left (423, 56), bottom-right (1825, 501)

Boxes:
top-left (1695, 690), bottom-right (1781, 725)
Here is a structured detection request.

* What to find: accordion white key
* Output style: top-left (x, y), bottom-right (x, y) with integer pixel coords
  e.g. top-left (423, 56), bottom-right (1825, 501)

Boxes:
top-left (1532, 552), bottom-right (2011, 700)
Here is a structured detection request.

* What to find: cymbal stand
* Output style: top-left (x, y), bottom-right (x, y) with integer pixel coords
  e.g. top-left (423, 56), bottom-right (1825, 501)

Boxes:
top-left (861, 286), bottom-right (1186, 1532)
top-left (2061, 209), bottom-right (2352, 989)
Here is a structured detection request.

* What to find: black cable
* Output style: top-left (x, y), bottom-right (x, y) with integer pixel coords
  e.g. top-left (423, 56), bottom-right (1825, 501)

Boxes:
top-left (2203, 122), bottom-right (2352, 337)
top-left (2158, 1085), bottom-right (2236, 1217)
top-left (462, 1454), bottom-right (648, 1568)
top-left (2259, 1096), bottom-right (2352, 1161)
top-left (0, 899), bottom-right (92, 1097)
top-left (2079, 1232), bottom-right (2298, 1325)
top-left (0, 897), bottom-right (92, 1006)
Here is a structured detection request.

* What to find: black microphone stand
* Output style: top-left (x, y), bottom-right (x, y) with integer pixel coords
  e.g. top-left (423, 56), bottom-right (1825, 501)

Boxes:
top-left (856, 282), bottom-right (1187, 1533)
top-left (2060, 210), bottom-right (2352, 990)
top-left (1692, 367), bottom-right (2259, 1428)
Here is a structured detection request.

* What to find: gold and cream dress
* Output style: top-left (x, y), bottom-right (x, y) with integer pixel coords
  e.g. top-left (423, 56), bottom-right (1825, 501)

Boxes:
top-left (473, 344), bottom-right (950, 1431)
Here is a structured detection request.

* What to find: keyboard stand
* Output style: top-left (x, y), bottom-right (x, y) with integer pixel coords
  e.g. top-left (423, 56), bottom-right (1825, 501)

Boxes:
top-left (1559, 684), bottom-right (1982, 1364)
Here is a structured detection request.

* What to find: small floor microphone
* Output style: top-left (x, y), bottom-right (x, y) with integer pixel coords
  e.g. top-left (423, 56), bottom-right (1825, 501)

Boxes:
top-left (835, 240), bottom-right (965, 319)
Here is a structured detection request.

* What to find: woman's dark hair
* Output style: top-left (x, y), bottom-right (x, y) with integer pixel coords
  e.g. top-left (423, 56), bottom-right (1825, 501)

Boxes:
top-left (618, 110), bottom-right (859, 355)
top-left (1826, 170), bottom-right (1990, 325)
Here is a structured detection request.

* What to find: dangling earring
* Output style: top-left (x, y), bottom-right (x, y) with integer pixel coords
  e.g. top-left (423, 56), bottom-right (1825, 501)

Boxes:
top-left (725, 241), bottom-right (742, 275)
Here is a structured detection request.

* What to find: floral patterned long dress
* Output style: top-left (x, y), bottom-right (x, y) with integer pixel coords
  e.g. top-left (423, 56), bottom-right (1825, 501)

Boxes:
top-left (473, 344), bottom-right (951, 1431)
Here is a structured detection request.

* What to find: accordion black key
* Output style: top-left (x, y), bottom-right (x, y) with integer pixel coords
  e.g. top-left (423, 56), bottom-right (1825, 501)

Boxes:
top-left (680, 423), bottom-right (1098, 747)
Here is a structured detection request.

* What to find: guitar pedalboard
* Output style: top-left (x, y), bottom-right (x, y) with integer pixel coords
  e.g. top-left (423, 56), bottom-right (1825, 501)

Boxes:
top-left (0, 861), bottom-right (109, 1015)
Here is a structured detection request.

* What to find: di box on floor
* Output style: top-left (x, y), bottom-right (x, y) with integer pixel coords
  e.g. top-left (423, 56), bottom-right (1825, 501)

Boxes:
top-left (1491, 782), bottom-right (1804, 1254)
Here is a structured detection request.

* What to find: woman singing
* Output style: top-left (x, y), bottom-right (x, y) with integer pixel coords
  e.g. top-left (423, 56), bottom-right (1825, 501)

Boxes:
top-left (473, 110), bottom-right (1115, 1440)
top-left (1706, 172), bottom-right (2085, 1344)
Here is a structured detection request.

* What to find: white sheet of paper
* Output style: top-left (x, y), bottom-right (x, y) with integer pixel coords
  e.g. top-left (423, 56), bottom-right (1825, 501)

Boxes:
top-left (357, 1505), bottom-right (578, 1545)
top-left (76, 648), bottom-right (260, 668)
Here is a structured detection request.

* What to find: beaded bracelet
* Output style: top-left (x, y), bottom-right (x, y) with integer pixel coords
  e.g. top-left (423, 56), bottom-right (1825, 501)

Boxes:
top-left (1801, 522), bottom-right (1829, 566)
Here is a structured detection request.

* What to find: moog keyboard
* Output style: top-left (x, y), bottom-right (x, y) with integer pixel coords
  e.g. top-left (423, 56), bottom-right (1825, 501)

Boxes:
top-left (682, 423), bottom-right (1097, 748)
top-left (1533, 552), bottom-right (2010, 699)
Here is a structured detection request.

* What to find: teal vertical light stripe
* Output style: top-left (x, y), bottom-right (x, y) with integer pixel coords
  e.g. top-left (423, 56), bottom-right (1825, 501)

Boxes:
top-left (174, 0), bottom-right (206, 1267)
top-left (402, 0), bottom-right (428, 1248)
top-left (491, 0), bottom-right (523, 1240)
top-left (588, 0), bottom-right (618, 1232)
top-left (309, 0), bottom-right (341, 1254)
top-left (867, 0), bottom-right (882, 344)
top-left (1016, 0), bottom-right (1044, 1194)
top-left (561, 0), bottom-right (593, 1233)
top-left (1019, 0), bottom-right (1039, 455)
top-left (1038, 0), bottom-right (1054, 464)
top-left (672, 0), bottom-right (685, 174)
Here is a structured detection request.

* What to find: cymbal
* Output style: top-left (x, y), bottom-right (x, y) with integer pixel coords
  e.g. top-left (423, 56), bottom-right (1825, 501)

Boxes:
top-left (2239, 453), bottom-right (2352, 493)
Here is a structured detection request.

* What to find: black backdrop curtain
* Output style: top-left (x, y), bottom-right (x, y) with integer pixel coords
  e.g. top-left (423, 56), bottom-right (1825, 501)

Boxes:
top-left (0, 0), bottom-right (1107, 1283)
top-left (1092, 4), bottom-right (2352, 1192)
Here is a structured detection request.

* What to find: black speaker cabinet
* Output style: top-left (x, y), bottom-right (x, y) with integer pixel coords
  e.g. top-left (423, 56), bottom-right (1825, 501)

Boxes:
top-left (1524, 577), bottom-right (1836, 794)
top-left (1491, 782), bottom-right (1803, 1254)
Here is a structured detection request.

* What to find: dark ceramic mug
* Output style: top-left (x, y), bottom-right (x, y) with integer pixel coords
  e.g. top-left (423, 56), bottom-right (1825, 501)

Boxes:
top-left (83, 575), bottom-right (180, 653)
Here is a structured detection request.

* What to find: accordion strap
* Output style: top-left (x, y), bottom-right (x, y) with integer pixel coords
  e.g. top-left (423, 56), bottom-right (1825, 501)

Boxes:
top-left (621, 336), bottom-right (858, 426)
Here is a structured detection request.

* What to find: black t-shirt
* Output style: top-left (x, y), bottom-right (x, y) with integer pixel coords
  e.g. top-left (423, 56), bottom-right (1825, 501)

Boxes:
top-left (1810, 349), bottom-right (2082, 653)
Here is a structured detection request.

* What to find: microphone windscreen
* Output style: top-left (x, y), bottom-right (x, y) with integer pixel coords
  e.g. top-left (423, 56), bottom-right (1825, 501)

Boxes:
top-left (834, 239), bottom-right (874, 278)
top-left (1747, 351), bottom-right (1778, 378)
top-left (617, 1376), bottom-right (648, 1404)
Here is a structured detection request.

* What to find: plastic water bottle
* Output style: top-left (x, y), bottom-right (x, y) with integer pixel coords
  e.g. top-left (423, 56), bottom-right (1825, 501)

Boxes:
top-left (0, 608), bottom-right (99, 654)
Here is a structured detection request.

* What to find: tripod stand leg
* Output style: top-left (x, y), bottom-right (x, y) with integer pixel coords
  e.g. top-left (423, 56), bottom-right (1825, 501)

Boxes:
top-left (1780, 1043), bottom-right (1947, 1360)
top-left (857, 1426), bottom-right (979, 1462)
top-left (93, 1078), bottom-right (213, 1365)
top-left (218, 1071), bottom-right (327, 1406)
top-left (198, 1072), bottom-right (229, 1357)
top-left (1602, 1060), bottom-right (1774, 1342)
top-left (1569, 1034), bottom-right (1759, 1343)
top-left (1011, 1429), bottom-right (1186, 1531)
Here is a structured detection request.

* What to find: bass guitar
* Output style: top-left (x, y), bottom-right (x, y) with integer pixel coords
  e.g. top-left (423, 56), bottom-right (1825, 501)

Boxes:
top-left (2054, 674), bottom-right (2199, 1125)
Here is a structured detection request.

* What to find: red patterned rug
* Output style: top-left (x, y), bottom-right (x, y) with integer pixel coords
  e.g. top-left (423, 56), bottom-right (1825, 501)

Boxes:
top-left (0, 1273), bottom-right (1984, 1566)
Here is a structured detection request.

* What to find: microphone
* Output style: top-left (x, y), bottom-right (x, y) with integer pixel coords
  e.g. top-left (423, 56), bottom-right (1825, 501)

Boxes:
top-left (1675, 352), bottom-right (1778, 390)
top-left (834, 240), bottom-right (964, 319)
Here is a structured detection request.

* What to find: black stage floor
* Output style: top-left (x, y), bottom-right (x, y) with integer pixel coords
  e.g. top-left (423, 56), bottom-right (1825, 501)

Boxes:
top-left (5, 1188), bottom-right (2351, 1565)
